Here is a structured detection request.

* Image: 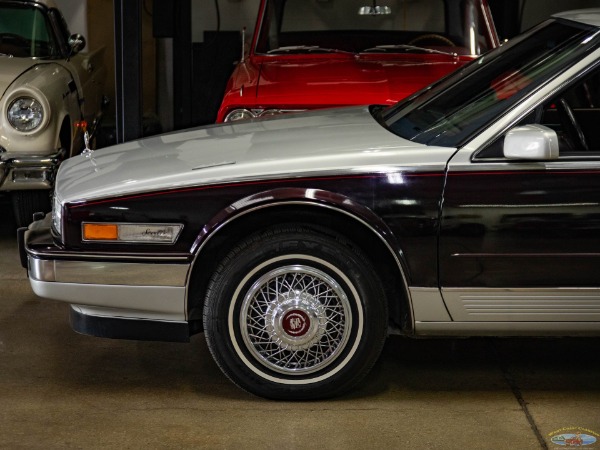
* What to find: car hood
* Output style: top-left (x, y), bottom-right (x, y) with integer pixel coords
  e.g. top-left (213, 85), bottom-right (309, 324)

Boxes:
top-left (56, 106), bottom-right (456, 203)
top-left (0, 57), bottom-right (39, 97)
top-left (255, 56), bottom-right (464, 106)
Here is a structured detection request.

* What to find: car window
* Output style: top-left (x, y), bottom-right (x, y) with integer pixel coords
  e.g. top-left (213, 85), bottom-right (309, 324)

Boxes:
top-left (281, 0), bottom-right (444, 33)
top-left (256, 0), bottom-right (492, 56)
top-left (476, 66), bottom-right (600, 159)
top-left (0, 4), bottom-right (58, 58)
top-left (381, 19), bottom-right (600, 149)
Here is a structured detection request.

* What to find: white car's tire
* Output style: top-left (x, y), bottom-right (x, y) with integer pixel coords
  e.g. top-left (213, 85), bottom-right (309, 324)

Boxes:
top-left (12, 190), bottom-right (51, 228)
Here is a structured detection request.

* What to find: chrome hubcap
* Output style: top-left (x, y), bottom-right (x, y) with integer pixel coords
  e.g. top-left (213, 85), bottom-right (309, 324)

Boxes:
top-left (265, 289), bottom-right (327, 351)
top-left (241, 265), bottom-right (351, 375)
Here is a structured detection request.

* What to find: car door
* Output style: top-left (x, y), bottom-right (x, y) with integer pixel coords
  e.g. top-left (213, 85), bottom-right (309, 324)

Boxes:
top-left (439, 65), bottom-right (600, 323)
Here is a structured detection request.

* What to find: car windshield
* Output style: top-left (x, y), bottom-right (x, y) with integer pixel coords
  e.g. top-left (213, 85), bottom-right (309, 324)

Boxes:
top-left (255, 0), bottom-right (494, 56)
top-left (0, 4), bottom-right (58, 58)
top-left (380, 18), bottom-right (600, 148)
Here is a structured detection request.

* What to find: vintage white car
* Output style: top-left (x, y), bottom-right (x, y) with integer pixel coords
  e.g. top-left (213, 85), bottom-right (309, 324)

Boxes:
top-left (0, 0), bottom-right (106, 227)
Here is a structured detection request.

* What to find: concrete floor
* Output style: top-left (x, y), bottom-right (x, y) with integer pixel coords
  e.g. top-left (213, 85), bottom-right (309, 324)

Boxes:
top-left (1, 201), bottom-right (600, 449)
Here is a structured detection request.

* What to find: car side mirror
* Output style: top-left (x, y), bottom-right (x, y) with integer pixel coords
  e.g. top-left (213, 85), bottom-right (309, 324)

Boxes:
top-left (68, 34), bottom-right (86, 55)
top-left (503, 124), bottom-right (559, 160)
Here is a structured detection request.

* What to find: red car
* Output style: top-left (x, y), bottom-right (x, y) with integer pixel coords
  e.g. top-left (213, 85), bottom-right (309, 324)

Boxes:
top-left (217, 0), bottom-right (499, 122)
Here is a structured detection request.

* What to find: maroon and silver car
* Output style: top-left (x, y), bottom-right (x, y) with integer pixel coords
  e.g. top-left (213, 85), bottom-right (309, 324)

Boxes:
top-left (21, 9), bottom-right (600, 400)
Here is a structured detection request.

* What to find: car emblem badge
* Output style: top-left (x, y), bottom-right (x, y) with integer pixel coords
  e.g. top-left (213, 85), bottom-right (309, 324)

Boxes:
top-left (282, 310), bottom-right (310, 337)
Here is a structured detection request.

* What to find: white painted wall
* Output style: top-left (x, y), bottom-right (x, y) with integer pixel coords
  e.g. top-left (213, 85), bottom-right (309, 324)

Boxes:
top-left (54, 0), bottom-right (88, 37)
top-left (521, 0), bottom-right (600, 31)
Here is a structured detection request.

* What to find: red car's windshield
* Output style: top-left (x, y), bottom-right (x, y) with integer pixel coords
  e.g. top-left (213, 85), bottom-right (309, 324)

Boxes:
top-left (255, 0), bottom-right (495, 56)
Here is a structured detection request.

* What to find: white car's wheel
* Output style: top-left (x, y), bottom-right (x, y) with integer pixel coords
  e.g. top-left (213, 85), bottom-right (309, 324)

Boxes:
top-left (203, 225), bottom-right (387, 400)
top-left (12, 190), bottom-right (51, 228)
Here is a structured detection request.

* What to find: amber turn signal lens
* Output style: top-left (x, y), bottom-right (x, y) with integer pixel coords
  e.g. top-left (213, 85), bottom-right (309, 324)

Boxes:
top-left (82, 223), bottom-right (118, 241)
top-left (81, 222), bottom-right (183, 243)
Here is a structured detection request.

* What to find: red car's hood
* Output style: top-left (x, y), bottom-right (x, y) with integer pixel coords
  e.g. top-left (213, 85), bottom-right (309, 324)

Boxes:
top-left (255, 55), bottom-right (465, 107)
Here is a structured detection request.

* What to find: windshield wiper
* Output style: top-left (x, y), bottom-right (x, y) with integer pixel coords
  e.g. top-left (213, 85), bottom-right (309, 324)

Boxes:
top-left (362, 44), bottom-right (457, 57)
top-left (0, 52), bottom-right (13, 57)
top-left (267, 45), bottom-right (352, 55)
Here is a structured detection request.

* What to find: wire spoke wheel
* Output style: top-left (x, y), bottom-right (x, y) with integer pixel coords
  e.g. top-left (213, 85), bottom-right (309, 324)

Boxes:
top-left (241, 265), bottom-right (351, 375)
top-left (203, 225), bottom-right (388, 400)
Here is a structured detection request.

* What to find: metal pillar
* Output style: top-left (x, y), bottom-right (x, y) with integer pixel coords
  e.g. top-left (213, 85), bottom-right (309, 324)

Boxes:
top-left (153, 1), bottom-right (192, 131)
top-left (173, 0), bottom-right (193, 130)
top-left (488, 0), bottom-right (521, 40)
top-left (114, 0), bottom-right (143, 143)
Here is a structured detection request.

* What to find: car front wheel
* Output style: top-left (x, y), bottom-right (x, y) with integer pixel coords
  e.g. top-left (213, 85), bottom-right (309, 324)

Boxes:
top-left (203, 225), bottom-right (387, 400)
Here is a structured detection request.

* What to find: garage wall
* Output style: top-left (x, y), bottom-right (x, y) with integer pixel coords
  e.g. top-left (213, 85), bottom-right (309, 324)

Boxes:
top-left (191, 0), bottom-right (260, 43)
top-left (521, 0), bottom-right (600, 31)
top-left (54, 0), bottom-right (87, 37)
top-left (85, 0), bottom-right (157, 125)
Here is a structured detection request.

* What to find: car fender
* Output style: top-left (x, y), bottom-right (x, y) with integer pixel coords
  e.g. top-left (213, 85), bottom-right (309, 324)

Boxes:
top-left (0, 62), bottom-right (81, 155)
top-left (188, 186), bottom-right (413, 326)
top-left (193, 187), bottom-right (396, 250)
top-left (56, 47), bottom-right (107, 124)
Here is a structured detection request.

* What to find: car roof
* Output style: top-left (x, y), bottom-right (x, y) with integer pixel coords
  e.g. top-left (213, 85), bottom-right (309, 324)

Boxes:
top-left (553, 9), bottom-right (600, 27)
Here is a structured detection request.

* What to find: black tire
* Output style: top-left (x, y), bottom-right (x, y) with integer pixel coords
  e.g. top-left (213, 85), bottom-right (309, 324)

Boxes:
top-left (11, 190), bottom-right (51, 228)
top-left (203, 225), bottom-right (388, 400)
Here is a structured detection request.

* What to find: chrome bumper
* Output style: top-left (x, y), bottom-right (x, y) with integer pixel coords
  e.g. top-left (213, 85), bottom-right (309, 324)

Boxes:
top-left (20, 215), bottom-right (191, 322)
top-left (0, 149), bottom-right (65, 190)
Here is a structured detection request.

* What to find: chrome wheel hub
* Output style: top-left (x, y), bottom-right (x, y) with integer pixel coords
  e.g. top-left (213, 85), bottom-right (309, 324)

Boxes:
top-left (265, 289), bottom-right (327, 351)
top-left (241, 264), bottom-right (352, 375)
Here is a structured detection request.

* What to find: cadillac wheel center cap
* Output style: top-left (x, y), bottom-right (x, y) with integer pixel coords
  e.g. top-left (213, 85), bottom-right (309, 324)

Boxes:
top-left (282, 310), bottom-right (310, 337)
top-left (263, 289), bottom-right (327, 351)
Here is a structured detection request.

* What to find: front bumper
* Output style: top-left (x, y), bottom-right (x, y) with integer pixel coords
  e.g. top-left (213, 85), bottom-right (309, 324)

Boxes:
top-left (0, 149), bottom-right (65, 191)
top-left (19, 215), bottom-right (194, 342)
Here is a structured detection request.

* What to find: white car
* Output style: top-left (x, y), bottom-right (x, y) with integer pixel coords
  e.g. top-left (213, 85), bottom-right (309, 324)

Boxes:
top-left (0, 0), bottom-right (106, 227)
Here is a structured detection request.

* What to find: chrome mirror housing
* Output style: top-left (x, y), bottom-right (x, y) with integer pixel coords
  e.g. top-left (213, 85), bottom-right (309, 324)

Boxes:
top-left (68, 34), bottom-right (86, 54)
top-left (504, 124), bottom-right (559, 160)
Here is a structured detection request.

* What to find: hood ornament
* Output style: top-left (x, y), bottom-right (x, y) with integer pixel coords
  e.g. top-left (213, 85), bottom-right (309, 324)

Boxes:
top-left (78, 120), bottom-right (94, 157)
top-left (82, 131), bottom-right (93, 155)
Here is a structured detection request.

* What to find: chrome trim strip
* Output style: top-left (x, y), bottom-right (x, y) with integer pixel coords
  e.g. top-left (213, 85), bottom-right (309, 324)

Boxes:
top-left (29, 257), bottom-right (190, 286)
top-left (0, 148), bottom-right (66, 166)
top-left (0, 149), bottom-right (66, 190)
top-left (30, 279), bottom-right (186, 320)
top-left (25, 247), bottom-right (190, 262)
